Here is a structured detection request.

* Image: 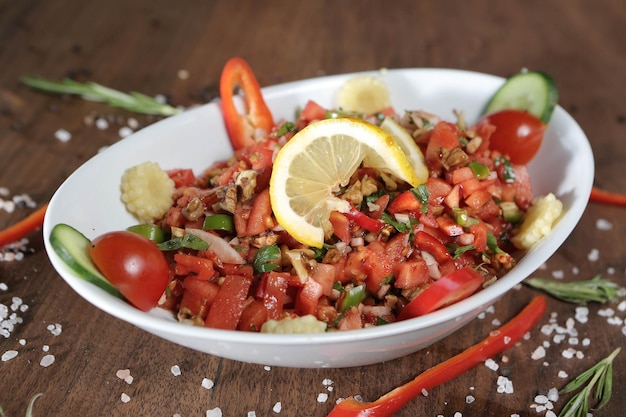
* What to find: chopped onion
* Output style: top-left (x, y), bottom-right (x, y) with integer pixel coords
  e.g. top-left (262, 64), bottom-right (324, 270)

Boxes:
top-left (185, 228), bottom-right (245, 264)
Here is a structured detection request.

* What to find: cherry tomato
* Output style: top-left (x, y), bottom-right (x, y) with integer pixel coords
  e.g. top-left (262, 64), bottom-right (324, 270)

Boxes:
top-left (482, 109), bottom-right (546, 165)
top-left (88, 231), bottom-right (169, 311)
top-left (398, 267), bottom-right (484, 320)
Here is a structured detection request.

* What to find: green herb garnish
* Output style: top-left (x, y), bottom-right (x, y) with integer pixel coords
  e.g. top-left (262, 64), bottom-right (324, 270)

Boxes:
top-left (558, 347), bottom-right (620, 417)
top-left (411, 184), bottom-right (429, 215)
top-left (21, 76), bottom-right (181, 116)
top-left (524, 275), bottom-right (621, 305)
top-left (253, 244), bottom-right (281, 273)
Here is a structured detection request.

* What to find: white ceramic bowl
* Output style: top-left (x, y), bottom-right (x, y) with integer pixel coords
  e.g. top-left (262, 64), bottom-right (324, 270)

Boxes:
top-left (43, 68), bottom-right (594, 368)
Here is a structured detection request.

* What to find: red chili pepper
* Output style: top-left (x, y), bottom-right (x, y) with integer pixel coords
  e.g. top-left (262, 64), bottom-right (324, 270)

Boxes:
top-left (326, 295), bottom-right (547, 417)
top-left (414, 230), bottom-right (452, 263)
top-left (219, 57), bottom-right (274, 150)
top-left (0, 203), bottom-right (48, 247)
top-left (590, 186), bottom-right (626, 207)
top-left (344, 205), bottom-right (383, 233)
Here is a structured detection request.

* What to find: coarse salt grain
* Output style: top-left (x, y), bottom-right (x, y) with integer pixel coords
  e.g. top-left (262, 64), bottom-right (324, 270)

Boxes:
top-left (272, 402), bottom-right (282, 413)
top-left (531, 346), bottom-right (546, 360)
top-left (40, 354), bottom-right (55, 367)
top-left (121, 393), bottom-right (131, 403)
top-left (247, 412), bottom-right (256, 417)
top-left (595, 218), bottom-right (613, 230)
top-left (171, 365), bottom-right (181, 376)
top-left (119, 126), bottom-right (133, 138)
top-left (485, 358), bottom-right (499, 371)
top-left (317, 393), bottom-right (329, 403)
top-left (264, 365), bottom-right (271, 371)
top-left (496, 376), bottom-right (514, 394)
top-left (465, 395), bottom-right (475, 404)
top-left (557, 370), bottom-right (568, 378)
top-left (201, 378), bottom-right (214, 389)
top-left (587, 248), bottom-right (599, 262)
top-left (0, 283), bottom-right (7, 291)
top-left (42, 345), bottom-right (49, 352)
top-left (1, 350), bottom-right (18, 361)
top-left (551, 270), bottom-right (564, 279)
top-left (47, 323), bottom-right (62, 336)
top-left (54, 129), bottom-right (71, 142)
top-left (95, 117), bottom-right (109, 130)
top-left (206, 408), bottom-right (222, 417)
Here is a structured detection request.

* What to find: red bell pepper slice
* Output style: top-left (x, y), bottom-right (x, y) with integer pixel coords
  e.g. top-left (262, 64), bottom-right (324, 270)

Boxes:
top-left (344, 205), bottom-right (383, 233)
top-left (397, 267), bottom-right (484, 320)
top-left (590, 186), bottom-right (626, 207)
top-left (0, 203), bottom-right (48, 247)
top-left (219, 57), bottom-right (274, 150)
top-left (326, 295), bottom-right (547, 417)
top-left (414, 230), bottom-right (451, 263)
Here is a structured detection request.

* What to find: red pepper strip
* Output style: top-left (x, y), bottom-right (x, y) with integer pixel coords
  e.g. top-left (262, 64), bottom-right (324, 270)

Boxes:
top-left (0, 203), bottom-right (48, 247)
top-left (344, 206), bottom-right (383, 233)
top-left (327, 295), bottom-right (547, 417)
top-left (219, 57), bottom-right (274, 150)
top-left (589, 186), bottom-right (626, 207)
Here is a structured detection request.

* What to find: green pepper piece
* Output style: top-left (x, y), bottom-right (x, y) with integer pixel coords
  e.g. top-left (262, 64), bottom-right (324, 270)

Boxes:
top-left (338, 284), bottom-right (366, 313)
top-left (203, 214), bottom-right (234, 232)
top-left (126, 224), bottom-right (167, 243)
top-left (468, 161), bottom-right (490, 179)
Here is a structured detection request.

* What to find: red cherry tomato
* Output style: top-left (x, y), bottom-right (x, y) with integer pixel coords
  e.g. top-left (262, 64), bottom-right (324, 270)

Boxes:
top-left (88, 231), bottom-right (170, 311)
top-left (398, 267), bottom-right (484, 320)
top-left (482, 109), bottom-right (546, 165)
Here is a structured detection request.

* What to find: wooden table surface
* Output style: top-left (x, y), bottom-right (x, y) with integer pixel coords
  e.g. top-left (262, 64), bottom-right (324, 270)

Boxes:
top-left (1, 1), bottom-right (625, 416)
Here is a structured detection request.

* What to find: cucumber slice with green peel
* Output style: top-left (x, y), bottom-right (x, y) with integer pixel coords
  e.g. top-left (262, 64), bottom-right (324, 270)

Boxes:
top-left (483, 71), bottom-right (558, 124)
top-left (49, 223), bottom-right (122, 298)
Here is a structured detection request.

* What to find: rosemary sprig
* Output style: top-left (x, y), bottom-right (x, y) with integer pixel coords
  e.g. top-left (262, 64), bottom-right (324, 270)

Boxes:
top-left (524, 275), bottom-right (621, 305)
top-left (558, 347), bottom-right (621, 417)
top-left (0, 392), bottom-right (42, 417)
top-left (21, 76), bottom-right (181, 116)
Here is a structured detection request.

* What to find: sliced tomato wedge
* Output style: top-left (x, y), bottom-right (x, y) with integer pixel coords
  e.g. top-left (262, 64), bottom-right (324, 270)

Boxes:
top-left (398, 267), bottom-right (484, 320)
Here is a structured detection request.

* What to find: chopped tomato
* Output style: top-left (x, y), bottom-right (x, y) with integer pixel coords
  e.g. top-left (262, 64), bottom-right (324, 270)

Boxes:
top-left (245, 188), bottom-right (274, 236)
top-left (238, 299), bottom-right (268, 331)
top-left (300, 100), bottom-right (327, 123)
top-left (388, 190), bottom-right (420, 214)
top-left (393, 260), bottom-right (429, 289)
top-left (482, 109), bottom-right (546, 165)
top-left (174, 253), bottom-right (216, 281)
top-left (167, 169), bottom-right (196, 188)
top-left (204, 274), bottom-right (254, 330)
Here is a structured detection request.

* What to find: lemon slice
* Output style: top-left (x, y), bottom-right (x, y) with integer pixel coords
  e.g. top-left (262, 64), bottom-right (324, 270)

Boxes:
top-left (269, 117), bottom-right (421, 248)
top-left (380, 117), bottom-right (429, 184)
top-left (336, 75), bottom-right (391, 114)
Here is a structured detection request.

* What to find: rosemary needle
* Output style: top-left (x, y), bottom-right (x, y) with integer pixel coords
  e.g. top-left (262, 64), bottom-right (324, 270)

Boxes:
top-left (21, 76), bottom-right (181, 117)
top-left (558, 347), bottom-right (621, 417)
top-left (523, 275), bottom-right (621, 305)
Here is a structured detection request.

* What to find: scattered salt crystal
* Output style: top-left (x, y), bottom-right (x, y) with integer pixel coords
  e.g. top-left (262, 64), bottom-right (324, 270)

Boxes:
top-left (201, 378), bottom-right (214, 389)
top-left (247, 412), bottom-right (256, 417)
top-left (18, 339), bottom-right (25, 345)
top-left (47, 323), bottom-right (62, 336)
top-left (322, 378), bottom-right (333, 386)
top-left (621, 326), bottom-right (626, 337)
top-left (121, 393), bottom-right (131, 403)
top-left (171, 365), bottom-right (181, 376)
top-left (116, 369), bottom-right (131, 380)
top-left (618, 300), bottom-right (626, 312)
top-left (608, 316), bottom-right (624, 326)
top-left (264, 365), bottom-right (271, 371)
top-left (571, 266), bottom-right (579, 275)
top-left (598, 308), bottom-right (615, 317)
top-left (272, 402), bottom-right (282, 413)
top-left (581, 338), bottom-right (590, 346)
top-left (503, 336), bottom-right (512, 345)
top-left (534, 394), bottom-right (549, 404)
top-left (547, 388), bottom-right (559, 402)
top-left (607, 266), bottom-right (616, 275)
top-left (531, 346), bottom-right (546, 360)
top-left (568, 337), bottom-right (578, 345)
top-left (496, 376), bottom-right (514, 394)
top-left (119, 126), bottom-right (133, 137)
top-left (551, 270), bottom-right (564, 279)
top-left (1, 350), bottom-right (18, 361)
top-left (454, 412), bottom-right (463, 417)
top-left (545, 411), bottom-right (557, 417)
top-left (421, 388), bottom-right (428, 396)
top-left (54, 128), bottom-right (72, 142)
top-left (154, 94), bottom-right (167, 104)
top-left (595, 218), bottom-right (613, 230)
top-left (491, 318), bottom-right (501, 327)
top-left (587, 248), bottom-right (599, 262)
top-left (0, 283), bottom-right (7, 291)
top-left (557, 370), bottom-right (568, 378)
top-left (465, 395), bottom-right (475, 404)
top-left (95, 118), bottom-right (109, 130)
top-left (317, 393), bottom-right (328, 403)
top-left (206, 408), bottom-right (222, 417)
top-left (127, 118), bottom-right (139, 129)
top-left (42, 345), bottom-right (49, 352)
top-left (178, 69), bottom-right (190, 80)
top-left (485, 358), bottom-right (499, 371)
top-left (561, 348), bottom-right (577, 359)
top-left (40, 354), bottom-right (55, 367)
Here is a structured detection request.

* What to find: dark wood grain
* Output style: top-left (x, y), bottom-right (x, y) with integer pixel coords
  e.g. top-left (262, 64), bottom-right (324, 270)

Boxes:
top-left (1, 1), bottom-right (625, 416)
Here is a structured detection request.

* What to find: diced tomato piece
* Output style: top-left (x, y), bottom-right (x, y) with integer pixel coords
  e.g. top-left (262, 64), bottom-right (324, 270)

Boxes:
top-left (167, 169), bottom-right (196, 188)
top-left (337, 306), bottom-right (364, 331)
top-left (300, 100), bottom-right (327, 122)
top-left (426, 177), bottom-right (453, 206)
top-left (471, 117), bottom-right (497, 155)
top-left (388, 190), bottom-right (421, 214)
top-left (414, 230), bottom-right (452, 263)
top-left (204, 275), bottom-right (254, 330)
top-left (436, 216), bottom-right (463, 237)
top-left (174, 253), bottom-right (216, 281)
top-left (464, 190), bottom-right (493, 210)
top-left (460, 178), bottom-right (483, 198)
top-left (215, 162), bottom-right (242, 186)
top-left (311, 263), bottom-right (336, 297)
top-left (263, 271), bottom-right (290, 320)
top-left (385, 233), bottom-right (409, 263)
top-left (344, 206), bottom-right (382, 233)
top-left (469, 222), bottom-right (488, 252)
top-left (393, 259), bottom-right (429, 289)
top-left (449, 166), bottom-right (475, 184)
top-left (216, 263), bottom-right (254, 279)
top-left (425, 121), bottom-right (460, 170)
top-left (329, 211), bottom-right (351, 243)
top-left (443, 184), bottom-right (461, 209)
top-left (295, 277), bottom-right (324, 316)
top-left (245, 188), bottom-right (274, 236)
top-left (369, 194), bottom-right (390, 219)
top-left (238, 299), bottom-right (269, 332)
top-left (473, 199), bottom-right (501, 221)
top-left (502, 164), bottom-right (534, 209)
top-left (179, 277), bottom-right (220, 319)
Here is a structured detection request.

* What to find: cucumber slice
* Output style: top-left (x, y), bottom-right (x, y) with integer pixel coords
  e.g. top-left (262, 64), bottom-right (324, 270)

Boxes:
top-left (483, 71), bottom-right (558, 123)
top-left (49, 223), bottom-right (122, 298)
